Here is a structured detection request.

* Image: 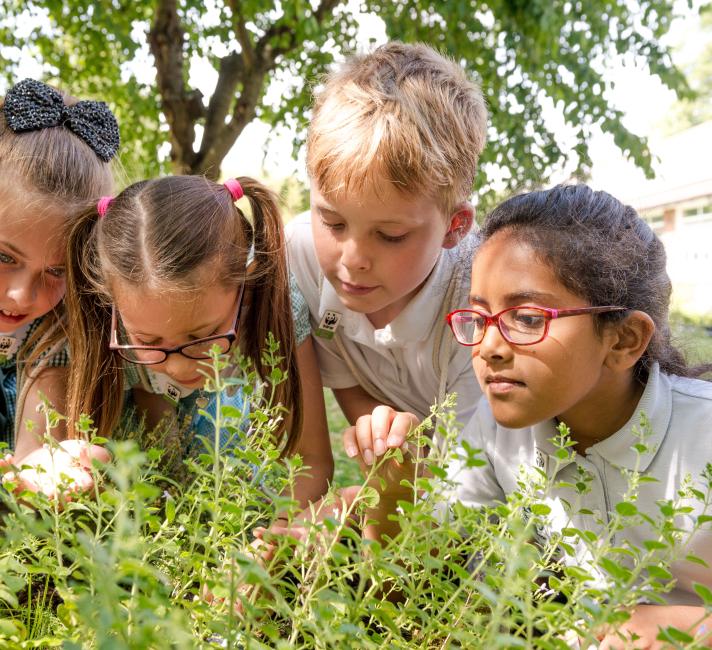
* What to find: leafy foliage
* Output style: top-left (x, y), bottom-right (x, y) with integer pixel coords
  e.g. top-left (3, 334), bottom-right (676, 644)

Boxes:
top-left (0, 347), bottom-right (710, 648)
top-left (0, 0), bottom-right (695, 206)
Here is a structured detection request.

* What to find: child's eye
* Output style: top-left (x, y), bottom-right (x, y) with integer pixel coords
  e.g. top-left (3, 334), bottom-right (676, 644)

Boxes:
top-left (378, 232), bottom-right (408, 243)
top-left (45, 267), bottom-right (65, 279)
top-left (512, 311), bottom-right (545, 330)
top-left (0, 252), bottom-right (16, 265)
top-left (320, 219), bottom-right (344, 232)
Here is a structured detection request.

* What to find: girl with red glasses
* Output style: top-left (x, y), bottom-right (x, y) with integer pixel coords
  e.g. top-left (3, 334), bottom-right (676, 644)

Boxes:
top-left (350, 184), bottom-right (712, 647)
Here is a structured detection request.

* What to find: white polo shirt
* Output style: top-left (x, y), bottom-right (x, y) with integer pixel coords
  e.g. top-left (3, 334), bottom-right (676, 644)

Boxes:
top-left (285, 212), bottom-right (482, 425)
top-left (449, 364), bottom-right (712, 605)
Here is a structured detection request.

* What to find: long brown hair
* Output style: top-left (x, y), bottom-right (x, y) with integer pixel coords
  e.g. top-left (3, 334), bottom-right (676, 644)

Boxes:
top-left (0, 86), bottom-right (114, 378)
top-left (65, 175), bottom-right (302, 452)
top-left (480, 184), bottom-right (711, 380)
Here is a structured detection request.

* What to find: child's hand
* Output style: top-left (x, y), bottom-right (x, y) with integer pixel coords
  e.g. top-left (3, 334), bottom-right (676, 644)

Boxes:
top-left (1, 440), bottom-right (111, 499)
top-left (343, 405), bottom-right (420, 466)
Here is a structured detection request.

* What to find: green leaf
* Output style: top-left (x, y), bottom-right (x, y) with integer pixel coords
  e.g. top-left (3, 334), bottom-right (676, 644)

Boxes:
top-left (615, 501), bottom-right (638, 517)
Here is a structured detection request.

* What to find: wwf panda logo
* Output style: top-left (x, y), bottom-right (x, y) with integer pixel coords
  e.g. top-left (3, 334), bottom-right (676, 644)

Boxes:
top-left (165, 383), bottom-right (181, 403)
top-left (320, 311), bottom-right (340, 332)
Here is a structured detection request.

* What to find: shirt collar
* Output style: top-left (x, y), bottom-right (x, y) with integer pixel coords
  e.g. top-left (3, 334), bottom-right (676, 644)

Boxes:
top-left (591, 363), bottom-right (670, 471)
top-left (533, 363), bottom-right (670, 473)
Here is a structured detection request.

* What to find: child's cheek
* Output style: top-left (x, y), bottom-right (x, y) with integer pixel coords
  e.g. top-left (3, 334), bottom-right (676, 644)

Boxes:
top-left (42, 282), bottom-right (67, 314)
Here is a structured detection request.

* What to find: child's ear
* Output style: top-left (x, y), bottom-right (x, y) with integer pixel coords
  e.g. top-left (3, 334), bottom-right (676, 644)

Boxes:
top-left (604, 310), bottom-right (656, 372)
top-left (443, 204), bottom-right (475, 249)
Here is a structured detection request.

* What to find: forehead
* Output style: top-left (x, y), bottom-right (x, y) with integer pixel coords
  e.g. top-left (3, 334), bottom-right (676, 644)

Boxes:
top-left (471, 231), bottom-right (581, 304)
top-left (311, 179), bottom-right (446, 225)
top-left (113, 282), bottom-right (237, 337)
top-left (0, 188), bottom-right (66, 258)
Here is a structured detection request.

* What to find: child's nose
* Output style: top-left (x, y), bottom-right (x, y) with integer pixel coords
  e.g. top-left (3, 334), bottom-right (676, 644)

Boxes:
top-left (162, 352), bottom-right (199, 382)
top-left (340, 238), bottom-right (370, 272)
top-left (477, 321), bottom-right (512, 362)
top-left (5, 273), bottom-right (36, 312)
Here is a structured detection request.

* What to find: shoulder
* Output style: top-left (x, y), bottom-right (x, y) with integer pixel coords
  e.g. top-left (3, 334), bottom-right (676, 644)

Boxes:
top-left (285, 211), bottom-right (321, 301)
top-left (285, 211), bottom-right (314, 254)
top-left (668, 373), bottom-right (712, 402)
top-left (667, 373), bottom-right (712, 422)
top-left (289, 272), bottom-right (311, 345)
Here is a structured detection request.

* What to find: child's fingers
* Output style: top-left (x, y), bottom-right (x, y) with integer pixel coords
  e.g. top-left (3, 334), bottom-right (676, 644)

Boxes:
top-left (386, 412), bottom-right (419, 449)
top-left (76, 443), bottom-right (112, 467)
top-left (354, 414), bottom-right (376, 465)
top-left (370, 405), bottom-right (397, 456)
top-left (342, 426), bottom-right (360, 459)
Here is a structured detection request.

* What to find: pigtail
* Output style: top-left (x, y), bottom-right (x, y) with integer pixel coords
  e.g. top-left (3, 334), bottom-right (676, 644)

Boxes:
top-left (236, 177), bottom-right (303, 454)
top-left (65, 206), bottom-right (124, 439)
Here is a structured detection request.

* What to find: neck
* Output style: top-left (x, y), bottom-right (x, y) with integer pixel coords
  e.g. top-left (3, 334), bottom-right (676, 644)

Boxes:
top-left (558, 369), bottom-right (645, 454)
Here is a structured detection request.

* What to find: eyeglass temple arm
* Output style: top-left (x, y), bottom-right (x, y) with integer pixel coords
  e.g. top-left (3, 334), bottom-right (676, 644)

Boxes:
top-left (552, 306), bottom-right (628, 318)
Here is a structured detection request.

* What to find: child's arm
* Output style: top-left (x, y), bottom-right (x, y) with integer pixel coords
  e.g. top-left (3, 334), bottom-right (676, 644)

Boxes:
top-left (597, 605), bottom-right (712, 649)
top-left (289, 336), bottom-right (333, 508)
top-left (332, 384), bottom-right (390, 425)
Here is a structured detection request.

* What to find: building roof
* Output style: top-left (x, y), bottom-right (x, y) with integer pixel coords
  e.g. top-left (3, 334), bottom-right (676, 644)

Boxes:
top-left (622, 120), bottom-right (712, 211)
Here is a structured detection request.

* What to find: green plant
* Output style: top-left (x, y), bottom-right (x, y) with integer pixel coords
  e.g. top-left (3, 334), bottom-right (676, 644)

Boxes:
top-left (0, 344), bottom-right (709, 648)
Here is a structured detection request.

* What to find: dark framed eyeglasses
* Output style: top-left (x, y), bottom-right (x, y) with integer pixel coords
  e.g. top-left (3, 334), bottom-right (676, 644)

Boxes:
top-left (109, 284), bottom-right (245, 365)
top-left (446, 305), bottom-right (628, 347)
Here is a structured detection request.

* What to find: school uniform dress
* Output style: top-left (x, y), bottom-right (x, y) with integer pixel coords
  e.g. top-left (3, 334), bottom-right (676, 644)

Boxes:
top-left (0, 316), bottom-right (69, 450)
top-left (448, 363), bottom-right (712, 605)
top-left (123, 276), bottom-right (311, 453)
top-left (286, 212), bottom-right (482, 426)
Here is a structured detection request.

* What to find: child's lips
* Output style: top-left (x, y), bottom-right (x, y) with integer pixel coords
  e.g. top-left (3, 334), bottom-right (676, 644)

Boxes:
top-left (0, 309), bottom-right (28, 326)
top-left (339, 280), bottom-right (378, 296)
top-left (485, 374), bottom-right (526, 395)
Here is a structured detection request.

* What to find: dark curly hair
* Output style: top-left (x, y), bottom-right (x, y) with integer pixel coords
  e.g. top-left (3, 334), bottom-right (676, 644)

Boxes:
top-left (480, 184), bottom-right (710, 380)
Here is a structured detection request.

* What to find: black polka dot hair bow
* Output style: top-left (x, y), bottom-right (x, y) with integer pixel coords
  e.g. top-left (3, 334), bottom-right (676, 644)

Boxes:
top-left (3, 78), bottom-right (120, 162)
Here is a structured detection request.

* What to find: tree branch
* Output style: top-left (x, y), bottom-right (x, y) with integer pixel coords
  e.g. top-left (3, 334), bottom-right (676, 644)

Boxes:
top-left (148, 0), bottom-right (205, 173)
top-left (195, 0), bottom-right (341, 176)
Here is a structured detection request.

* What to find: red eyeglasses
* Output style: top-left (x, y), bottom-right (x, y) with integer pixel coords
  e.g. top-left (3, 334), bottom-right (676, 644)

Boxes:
top-left (446, 305), bottom-right (628, 346)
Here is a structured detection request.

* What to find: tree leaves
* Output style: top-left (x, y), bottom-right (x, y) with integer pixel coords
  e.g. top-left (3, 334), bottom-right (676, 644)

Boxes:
top-left (0, 0), bottom-right (692, 201)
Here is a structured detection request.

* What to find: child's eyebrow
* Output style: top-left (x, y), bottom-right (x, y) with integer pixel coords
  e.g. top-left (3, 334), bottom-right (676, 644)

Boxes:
top-left (0, 241), bottom-right (25, 258)
top-left (468, 291), bottom-right (557, 307)
top-left (503, 290), bottom-right (557, 304)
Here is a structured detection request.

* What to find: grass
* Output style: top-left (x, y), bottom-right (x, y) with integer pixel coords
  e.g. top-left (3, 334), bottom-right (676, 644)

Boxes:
top-left (324, 388), bottom-right (363, 487)
top-left (672, 313), bottom-right (712, 369)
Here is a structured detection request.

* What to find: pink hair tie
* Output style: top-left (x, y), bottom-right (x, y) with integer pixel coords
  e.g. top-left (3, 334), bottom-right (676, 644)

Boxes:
top-left (97, 196), bottom-right (114, 218)
top-left (224, 179), bottom-right (244, 201)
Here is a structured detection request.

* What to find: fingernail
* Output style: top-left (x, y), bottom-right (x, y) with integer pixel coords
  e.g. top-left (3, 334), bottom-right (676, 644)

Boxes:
top-left (374, 439), bottom-right (386, 456)
top-left (345, 445), bottom-right (359, 458)
top-left (386, 435), bottom-right (399, 447)
top-left (363, 449), bottom-right (374, 465)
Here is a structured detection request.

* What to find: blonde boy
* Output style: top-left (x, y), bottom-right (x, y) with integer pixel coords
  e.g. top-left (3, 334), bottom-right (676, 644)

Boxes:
top-left (286, 42), bottom-right (487, 462)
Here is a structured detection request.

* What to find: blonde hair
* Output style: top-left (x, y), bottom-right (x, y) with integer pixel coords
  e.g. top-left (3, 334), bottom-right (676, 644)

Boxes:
top-left (307, 41), bottom-right (488, 214)
top-left (65, 175), bottom-right (302, 453)
top-left (0, 87), bottom-right (114, 375)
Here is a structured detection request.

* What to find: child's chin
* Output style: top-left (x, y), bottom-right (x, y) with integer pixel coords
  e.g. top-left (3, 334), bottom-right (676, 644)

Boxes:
top-left (491, 407), bottom-right (535, 430)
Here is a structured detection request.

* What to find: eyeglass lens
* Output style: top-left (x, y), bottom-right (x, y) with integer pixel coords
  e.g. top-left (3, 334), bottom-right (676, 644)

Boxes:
top-left (452, 308), bottom-right (548, 345)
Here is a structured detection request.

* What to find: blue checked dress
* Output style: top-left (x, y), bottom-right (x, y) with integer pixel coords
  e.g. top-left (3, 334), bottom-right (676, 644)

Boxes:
top-left (0, 316), bottom-right (69, 450)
